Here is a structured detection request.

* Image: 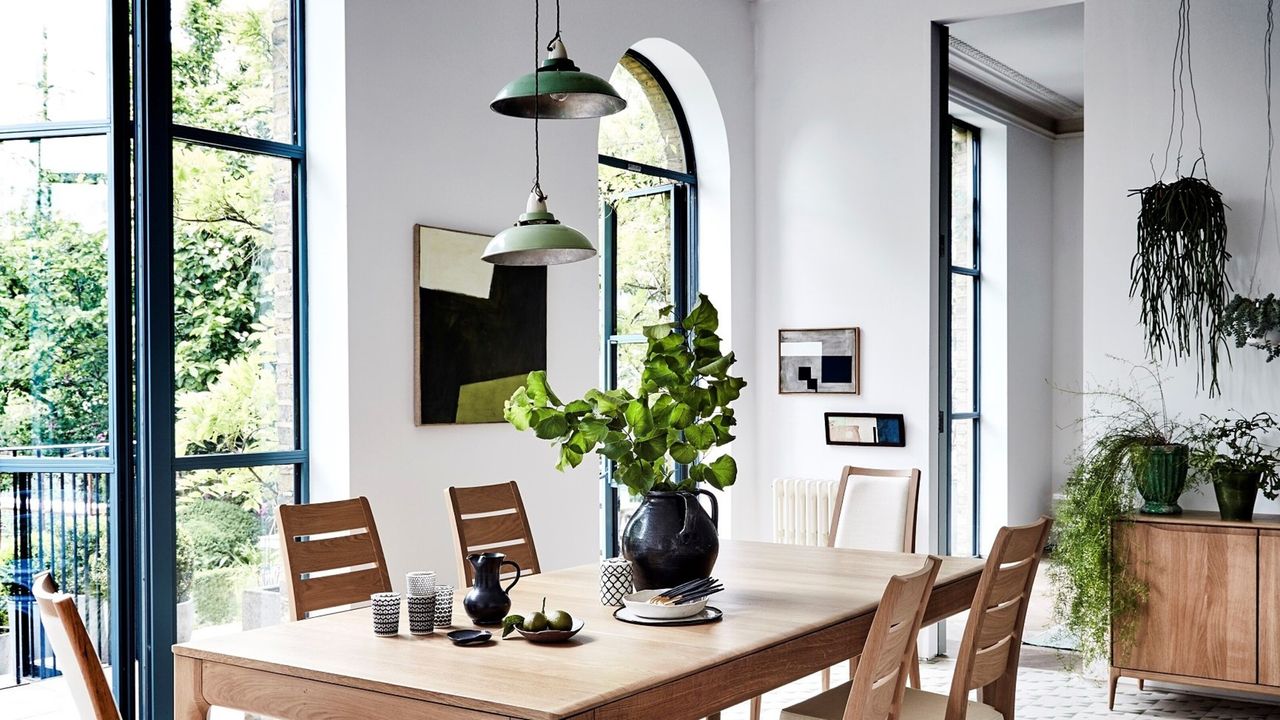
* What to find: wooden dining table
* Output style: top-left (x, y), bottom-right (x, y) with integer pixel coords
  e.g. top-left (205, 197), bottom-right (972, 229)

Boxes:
top-left (173, 540), bottom-right (985, 720)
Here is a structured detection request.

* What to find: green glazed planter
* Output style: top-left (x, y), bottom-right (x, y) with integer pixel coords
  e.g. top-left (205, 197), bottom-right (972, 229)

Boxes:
top-left (1212, 469), bottom-right (1262, 522)
top-left (1138, 444), bottom-right (1189, 515)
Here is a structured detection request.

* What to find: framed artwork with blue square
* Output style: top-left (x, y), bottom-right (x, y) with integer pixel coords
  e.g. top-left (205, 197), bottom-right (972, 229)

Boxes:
top-left (778, 328), bottom-right (860, 394)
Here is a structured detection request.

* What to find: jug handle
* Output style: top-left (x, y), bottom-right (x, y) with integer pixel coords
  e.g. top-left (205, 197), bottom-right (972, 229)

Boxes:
top-left (696, 488), bottom-right (720, 529)
top-left (501, 560), bottom-right (522, 594)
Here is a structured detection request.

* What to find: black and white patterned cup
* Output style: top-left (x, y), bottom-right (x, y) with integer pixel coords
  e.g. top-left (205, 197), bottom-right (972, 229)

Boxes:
top-left (408, 594), bottom-right (436, 635)
top-left (600, 557), bottom-right (634, 606)
top-left (406, 571), bottom-right (436, 597)
top-left (433, 585), bottom-right (454, 627)
top-left (371, 591), bottom-right (401, 636)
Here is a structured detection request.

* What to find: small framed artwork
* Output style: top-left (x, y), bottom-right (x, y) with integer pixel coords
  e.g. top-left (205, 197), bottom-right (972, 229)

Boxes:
top-left (825, 413), bottom-right (905, 447)
top-left (778, 328), bottom-right (860, 394)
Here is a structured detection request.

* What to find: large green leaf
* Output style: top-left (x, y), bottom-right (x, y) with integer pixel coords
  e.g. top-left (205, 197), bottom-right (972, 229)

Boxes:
top-left (704, 455), bottom-right (738, 489)
top-left (684, 423), bottom-right (715, 450)
top-left (667, 402), bottom-right (695, 429)
top-left (643, 322), bottom-right (676, 340)
top-left (670, 441), bottom-right (698, 465)
top-left (504, 387), bottom-right (533, 430)
top-left (531, 409), bottom-right (568, 440)
top-left (625, 399), bottom-right (654, 436)
top-left (524, 370), bottom-right (561, 407)
top-left (556, 446), bottom-right (583, 472)
top-left (682, 294), bottom-right (719, 332)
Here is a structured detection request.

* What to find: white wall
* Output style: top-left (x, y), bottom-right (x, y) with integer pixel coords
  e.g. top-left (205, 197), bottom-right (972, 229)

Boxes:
top-left (751, 0), bottom-right (1077, 554)
top-left (308, 0), bottom-right (756, 588)
top-left (1085, 1), bottom-right (1280, 514)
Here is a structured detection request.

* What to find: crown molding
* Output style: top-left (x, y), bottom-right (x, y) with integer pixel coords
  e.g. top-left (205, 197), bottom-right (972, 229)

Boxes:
top-left (948, 36), bottom-right (1083, 130)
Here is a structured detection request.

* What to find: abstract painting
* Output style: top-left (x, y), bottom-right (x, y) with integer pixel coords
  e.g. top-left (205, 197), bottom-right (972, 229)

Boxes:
top-left (825, 413), bottom-right (904, 447)
top-left (414, 225), bottom-right (546, 424)
top-left (778, 328), bottom-right (860, 394)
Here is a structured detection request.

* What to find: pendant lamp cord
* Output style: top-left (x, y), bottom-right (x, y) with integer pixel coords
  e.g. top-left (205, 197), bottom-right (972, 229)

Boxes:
top-left (531, 0), bottom-right (545, 201)
top-left (1251, 0), bottom-right (1276, 296)
top-left (548, 0), bottom-right (563, 52)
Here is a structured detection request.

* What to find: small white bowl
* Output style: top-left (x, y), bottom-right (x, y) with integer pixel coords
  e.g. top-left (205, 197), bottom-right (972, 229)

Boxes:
top-left (622, 589), bottom-right (709, 620)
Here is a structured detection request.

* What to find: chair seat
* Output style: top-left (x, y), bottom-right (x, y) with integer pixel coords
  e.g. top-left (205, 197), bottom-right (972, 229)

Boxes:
top-left (780, 682), bottom-right (1004, 720)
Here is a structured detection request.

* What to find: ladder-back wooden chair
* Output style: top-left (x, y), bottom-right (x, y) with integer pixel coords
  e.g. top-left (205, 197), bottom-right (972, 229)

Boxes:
top-left (276, 496), bottom-right (392, 620)
top-left (898, 516), bottom-right (1053, 720)
top-left (32, 571), bottom-right (122, 720)
top-left (446, 481), bottom-right (541, 587)
top-left (780, 556), bottom-right (943, 720)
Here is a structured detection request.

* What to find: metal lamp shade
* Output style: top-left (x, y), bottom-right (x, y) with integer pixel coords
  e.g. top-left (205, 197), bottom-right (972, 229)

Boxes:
top-left (491, 40), bottom-right (625, 119)
top-left (483, 193), bottom-right (597, 266)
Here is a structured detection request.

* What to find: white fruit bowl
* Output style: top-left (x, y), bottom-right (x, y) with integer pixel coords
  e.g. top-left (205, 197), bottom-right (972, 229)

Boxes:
top-left (622, 589), bottom-right (709, 620)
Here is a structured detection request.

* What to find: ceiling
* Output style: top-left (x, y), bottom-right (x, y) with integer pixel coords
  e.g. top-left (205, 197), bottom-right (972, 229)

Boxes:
top-left (949, 3), bottom-right (1084, 133)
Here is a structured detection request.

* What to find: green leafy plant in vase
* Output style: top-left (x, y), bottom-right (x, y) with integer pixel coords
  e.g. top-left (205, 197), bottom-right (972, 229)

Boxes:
top-left (1188, 412), bottom-right (1280, 522)
top-left (505, 294), bottom-right (745, 589)
top-left (1049, 363), bottom-right (1193, 665)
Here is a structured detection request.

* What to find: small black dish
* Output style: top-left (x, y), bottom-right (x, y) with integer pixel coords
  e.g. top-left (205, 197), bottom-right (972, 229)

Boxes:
top-left (447, 629), bottom-right (492, 646)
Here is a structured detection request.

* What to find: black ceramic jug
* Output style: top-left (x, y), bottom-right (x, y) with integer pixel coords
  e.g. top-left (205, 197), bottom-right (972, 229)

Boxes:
top-left (621, 489), bottom-right (719, 590)
top-left (462, 552), bottom-right (522, 625)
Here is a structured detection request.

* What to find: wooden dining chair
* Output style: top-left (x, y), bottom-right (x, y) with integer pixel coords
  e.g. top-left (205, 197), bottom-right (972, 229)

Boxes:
top-left (895, 516), bottom-right (1054, 720)
top-left (32, 571), bottom-right (122, 720)
top-left (779, 556), bottom-right (943, 720)
top-left (752, 466), bottom-right (923, 720)
top-left (276, 496), bottom-right (392, 620)
top-left (446, 481), bottom-right (541, 587)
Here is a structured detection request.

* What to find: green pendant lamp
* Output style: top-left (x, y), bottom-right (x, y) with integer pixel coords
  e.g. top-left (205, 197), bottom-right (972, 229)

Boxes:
top-left (491, 0), bottom-right (626, 120)
top-left (483, 0), bottom-right (596, 266)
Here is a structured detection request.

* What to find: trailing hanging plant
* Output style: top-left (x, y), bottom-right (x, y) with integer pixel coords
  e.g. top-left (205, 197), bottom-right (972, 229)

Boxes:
top-left (1049, 362), bottom-right (1195, 665)
top-left (1224, 293), bottom-right (1280, 361)
top-left (1129, 0), bottom-right (1231, 395)
top-left (504, 294), bottom-right (745, 496)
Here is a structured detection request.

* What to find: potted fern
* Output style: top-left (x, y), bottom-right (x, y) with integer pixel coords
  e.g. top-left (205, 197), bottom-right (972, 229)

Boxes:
top-left (1050, 365), bottom-right (1193, 664)
top-left (505, 295), bottom-right (745, 589)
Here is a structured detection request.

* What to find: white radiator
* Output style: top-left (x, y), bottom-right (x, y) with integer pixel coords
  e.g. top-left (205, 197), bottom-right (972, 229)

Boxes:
top-left (772, 478), bottom-right (840, 546)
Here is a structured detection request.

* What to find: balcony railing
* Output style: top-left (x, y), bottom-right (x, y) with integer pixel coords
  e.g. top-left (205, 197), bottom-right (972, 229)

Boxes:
top-left (1, 443), bottom-right (111, 686)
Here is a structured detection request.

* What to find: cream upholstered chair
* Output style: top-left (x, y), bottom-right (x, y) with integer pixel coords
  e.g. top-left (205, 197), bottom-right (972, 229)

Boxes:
top-left (32, 571), bottom-right (123, 720)
top-left (277, 497), bottom-right (393, 620)
top-left (780, 556), bottom-right (942, 720)
top-left (782, 517), bottom-right (1053, 720)
top-left (750, 467), bottom-right (922, 719)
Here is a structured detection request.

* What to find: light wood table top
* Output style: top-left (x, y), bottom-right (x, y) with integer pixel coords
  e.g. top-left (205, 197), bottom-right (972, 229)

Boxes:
top-left (174, 540), bottom-right (985, 720)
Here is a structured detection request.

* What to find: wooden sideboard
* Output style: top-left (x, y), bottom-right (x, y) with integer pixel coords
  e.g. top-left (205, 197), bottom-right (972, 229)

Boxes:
top-left (1110, 511), bottom-right (1280, 707)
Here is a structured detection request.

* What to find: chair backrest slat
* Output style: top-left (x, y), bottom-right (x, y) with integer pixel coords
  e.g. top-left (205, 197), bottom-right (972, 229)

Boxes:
top-left (277, 497), bottom-right (392, 620)
top-left (829, 466), bottom-right (921, 554)
top-left (840, 555), bottom-right (942, 720)
top-left (946, 516), bottom-right (1053, 720)
top-left (447, 482), bottom-right (541, 587)
top-left (32, 572), bottom-right (122, 720)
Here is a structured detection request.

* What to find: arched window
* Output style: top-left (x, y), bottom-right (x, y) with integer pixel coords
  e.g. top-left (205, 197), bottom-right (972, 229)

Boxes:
top-left (597, 50), bottom-right (696, 554)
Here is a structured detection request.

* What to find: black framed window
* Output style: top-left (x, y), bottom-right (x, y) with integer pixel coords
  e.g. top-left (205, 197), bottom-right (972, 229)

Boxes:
top-left (0, 2), bottom-right (307, 717)
top-left (597, 51), bottom-right (696, 557)
top-left (945, 118), bottom-right (980, 558)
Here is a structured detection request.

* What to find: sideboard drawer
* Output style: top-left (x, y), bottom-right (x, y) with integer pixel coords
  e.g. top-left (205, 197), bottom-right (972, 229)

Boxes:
top-left (1114, 522), bottom-right (1257, 683)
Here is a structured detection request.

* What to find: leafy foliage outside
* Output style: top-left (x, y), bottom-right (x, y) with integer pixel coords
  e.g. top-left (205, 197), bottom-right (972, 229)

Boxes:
top-left (506, 295), bottom-right (745, 496)
top-left (0, 0), bottom-right (291, 631)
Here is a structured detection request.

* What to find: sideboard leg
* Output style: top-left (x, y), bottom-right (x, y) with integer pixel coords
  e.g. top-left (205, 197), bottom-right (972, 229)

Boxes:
top-left (1108, 667), bottom-right (1120, 710)
top-left (1137, 678), bottom-right (1145, 691)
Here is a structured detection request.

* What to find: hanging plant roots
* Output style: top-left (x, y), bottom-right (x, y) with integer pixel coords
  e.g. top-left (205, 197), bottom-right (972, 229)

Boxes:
top-left (1129, 176), bottom-right (1232, 394)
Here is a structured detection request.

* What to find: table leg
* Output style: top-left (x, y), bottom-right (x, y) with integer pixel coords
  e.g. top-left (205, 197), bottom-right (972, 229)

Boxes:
top-left (175, 655), bottom-right (211, 720)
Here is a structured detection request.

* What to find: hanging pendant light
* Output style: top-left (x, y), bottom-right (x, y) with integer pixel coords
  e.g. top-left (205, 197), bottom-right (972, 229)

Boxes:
top-left (483, 0), bottom-right (596, 266)
top-left (491, 0), bottom-right (626, 119)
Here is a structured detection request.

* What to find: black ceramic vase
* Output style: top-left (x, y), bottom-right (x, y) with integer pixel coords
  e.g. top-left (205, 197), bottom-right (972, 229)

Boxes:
top-left (621, 490), bottom-right (719, 590)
